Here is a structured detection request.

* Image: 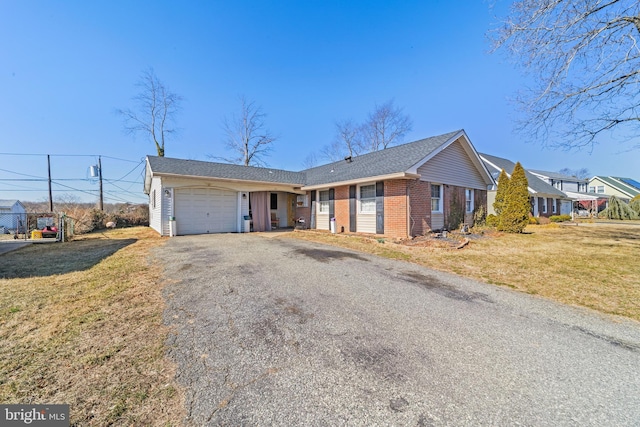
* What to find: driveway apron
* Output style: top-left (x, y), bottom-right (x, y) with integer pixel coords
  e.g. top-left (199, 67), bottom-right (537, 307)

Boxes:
top-left (153, 233), bottom-right (640, 426)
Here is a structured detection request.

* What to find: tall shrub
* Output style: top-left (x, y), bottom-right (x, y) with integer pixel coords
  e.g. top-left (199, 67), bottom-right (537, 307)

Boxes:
top-left (493, 169), bottom-right (510, 216)
top-left (499, 162), bottom-right (530, 233)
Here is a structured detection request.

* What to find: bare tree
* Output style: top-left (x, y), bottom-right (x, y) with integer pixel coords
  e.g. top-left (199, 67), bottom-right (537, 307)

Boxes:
top-left (117, 68), bottom-right (182, 157)
top-left (219, 95), bottom-right (276, 166)
top-left (361, 99), bottom-right (413, 151)
top-left (301, 152), bottom-right (320, 169)
top-left (558, 167), bottom-right (591, 180)
top-left (319, 119), bottom-right (364, 162)
top-left (492, 1), bottom-right (640, 150)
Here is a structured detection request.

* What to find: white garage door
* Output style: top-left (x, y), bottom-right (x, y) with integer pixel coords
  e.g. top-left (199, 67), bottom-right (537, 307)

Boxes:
top-left (175, 188), bottom-right (238, 234)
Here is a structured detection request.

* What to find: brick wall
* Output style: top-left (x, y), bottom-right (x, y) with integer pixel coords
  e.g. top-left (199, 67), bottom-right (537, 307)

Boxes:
top-left (383, 180), bottom-right (409, 238)
top-left (294, 192), bottom-right (311, 228)
top-left (333, 185), bottom-right (350, 234)
top-left (407, 179), bottom-right (431, 236)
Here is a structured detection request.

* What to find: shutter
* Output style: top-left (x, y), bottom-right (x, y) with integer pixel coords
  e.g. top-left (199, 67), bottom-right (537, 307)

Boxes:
top-left (376, 181), bottom-right (384, 234)
top-left (329, 188), bottom-right (335, 229)
top-left (349, 185), bottom-right (356, 232)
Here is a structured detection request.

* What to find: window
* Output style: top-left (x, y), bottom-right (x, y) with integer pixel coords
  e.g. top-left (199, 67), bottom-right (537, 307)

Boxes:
top-left (296, 194), bottom-right (308, 207)
top-left (359, 184), bottom-right (376, 213)
top-left (552, 200), bottom-right (557, 213)
top-left (152, 190), bottom-right (156, 209)
top-left (431, 184), bottom-right (442, 212)
top-left (589, 186), bottom-right (596, 193)
top-left (465, 189), bottom-right (474, 213)
top-left (318, 190), bottom-right (329, 213)
top-left (597, 186), bottom-right (605, 194)
top-left (270, 193), bottom-right (278, 210)
top-left (542, 198), bottom-right (547, 214)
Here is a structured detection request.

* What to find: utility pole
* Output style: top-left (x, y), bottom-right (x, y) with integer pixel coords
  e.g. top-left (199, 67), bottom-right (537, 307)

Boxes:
top-left (47, 154), bottom-right (53, 212)
top-left (98, 156), bottom-right (104, 211)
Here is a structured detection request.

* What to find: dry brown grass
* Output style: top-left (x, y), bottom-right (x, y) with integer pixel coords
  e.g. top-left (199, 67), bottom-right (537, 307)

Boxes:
top-left (285, 222), bottom-right (640, 321)
top-left (0, 227), bottom-right (184, 426)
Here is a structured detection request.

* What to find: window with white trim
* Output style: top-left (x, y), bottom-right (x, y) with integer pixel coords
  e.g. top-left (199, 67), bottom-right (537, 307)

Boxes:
top-left (542, 198), bottom-right (547, 213)
top-left (552, 199), bottom-right (557, 213)
top-left (465, 189), bottom-right (474, 213)
top-left (359, 184), bottom-right (376, 213)
top-left (431, 184), bottom-right (442, 212)
top-left (597, 186), bottom-right (605, 194)
top-left (589, 186), bottom-right (596, 193)
top-left (318, 190), bottom-right (329, 213)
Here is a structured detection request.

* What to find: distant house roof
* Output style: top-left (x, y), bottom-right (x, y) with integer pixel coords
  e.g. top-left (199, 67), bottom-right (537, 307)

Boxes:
top-left (479, 153), bottom-right (568, 198)
top-left (528, 169), bottom-right (589, 184)
top-left (590, 176), bottom-right (640, 198)
top-left (145, 130), bottom-right (495, 192)
top-left (0, 199), bottom-right (25, 210)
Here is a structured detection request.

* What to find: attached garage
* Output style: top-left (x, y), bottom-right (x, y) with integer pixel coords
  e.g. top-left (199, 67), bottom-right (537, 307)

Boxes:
top-left (174, 188), bottom-right (238, 234)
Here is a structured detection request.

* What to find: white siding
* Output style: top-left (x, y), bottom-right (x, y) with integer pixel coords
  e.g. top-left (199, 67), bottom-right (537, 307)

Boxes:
top-left (418, 140), bottom-right (487, 189)
top-left (432, 213), bottom-right (444, 230)
top-left (316, 213), bottom-right (330, 230)
top-left (148, 177), bottom-right (163, 235)
top-left (240, 193), bottom-right (250, 232)
top-left (357, 214), bottom-right (376, 233)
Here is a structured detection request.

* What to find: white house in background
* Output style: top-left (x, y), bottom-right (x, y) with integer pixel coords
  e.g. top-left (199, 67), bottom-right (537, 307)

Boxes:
top-left (479, 154), bottom-right (573, 216)
top-left (0, 199), bottom-right (27, 231)
top-left (528, 170), bottom-right (589, 193)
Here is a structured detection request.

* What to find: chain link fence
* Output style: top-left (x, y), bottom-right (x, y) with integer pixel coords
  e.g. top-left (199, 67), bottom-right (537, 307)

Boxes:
top-left (0, 212), bottom-right (75, 242)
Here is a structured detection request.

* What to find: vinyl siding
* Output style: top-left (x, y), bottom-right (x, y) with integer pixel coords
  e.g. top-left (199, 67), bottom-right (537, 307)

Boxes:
top-left (418, 140), bottom-right (487, 189)
top-left (148, 177), bottom-right (163, 235)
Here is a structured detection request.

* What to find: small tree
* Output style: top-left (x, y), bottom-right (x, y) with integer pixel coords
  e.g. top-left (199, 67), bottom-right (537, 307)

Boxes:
top-left (493, 169), bottom-right (510, 216)
top-left (600, 196), bottom-right (639, 220)
top-left (498, 162), bottom-right (530, 233)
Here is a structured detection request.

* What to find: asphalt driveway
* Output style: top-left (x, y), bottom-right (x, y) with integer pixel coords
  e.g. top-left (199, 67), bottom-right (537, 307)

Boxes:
top-left (154, 233), bottom-right (640, 426)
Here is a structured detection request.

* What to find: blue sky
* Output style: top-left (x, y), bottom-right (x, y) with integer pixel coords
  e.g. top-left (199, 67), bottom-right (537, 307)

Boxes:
top-left (1, 1), bottom-right (637, 204)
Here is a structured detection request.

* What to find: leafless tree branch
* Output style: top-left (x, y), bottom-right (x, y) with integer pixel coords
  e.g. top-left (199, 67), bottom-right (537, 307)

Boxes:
top-left (116, 68), bottom-right (182, 157)
top-left (491, 0), bottom-right (640, 150)
top-left (218, 95), bottom-right (276, 166)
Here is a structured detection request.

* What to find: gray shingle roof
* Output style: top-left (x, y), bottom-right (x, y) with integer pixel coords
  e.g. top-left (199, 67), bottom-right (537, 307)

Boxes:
top-left (529, 169), bottom-right (588, 183)
top-left (147, 156), bottom-right (306, 185)
top-left (147, 130), bottom-right (466, 188)
top-left (479, 153), bottom-right (568, 197)
top-left (302, 130), bottom-right (461, 186)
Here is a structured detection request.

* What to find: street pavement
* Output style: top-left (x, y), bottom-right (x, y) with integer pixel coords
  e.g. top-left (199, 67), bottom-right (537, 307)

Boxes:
top-left (153, 233), bottom-right (640, 426)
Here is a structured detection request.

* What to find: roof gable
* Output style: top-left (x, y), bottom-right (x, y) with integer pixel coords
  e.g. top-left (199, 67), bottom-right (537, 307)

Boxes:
top-left (590, 176), bottom-right (640, 198)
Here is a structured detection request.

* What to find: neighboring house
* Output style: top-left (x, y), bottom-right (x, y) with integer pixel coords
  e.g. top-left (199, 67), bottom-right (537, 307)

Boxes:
top-left (528, 170), bottom-right (589, 193)
top-left (144, 130), bottom-right (495, 237)
top-left (479, 154), bottom-right (572, 217)
top-left (588, 176), bottom-right (640, 202)
top-left (0, 199), bottom-right (27, 231)
top-left (529, 169), bottom-right (605, 215)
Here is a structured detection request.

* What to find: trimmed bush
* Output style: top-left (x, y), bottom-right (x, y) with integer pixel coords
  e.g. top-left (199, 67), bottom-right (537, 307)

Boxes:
top-left (549, 214), bottom-right (572, 222)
